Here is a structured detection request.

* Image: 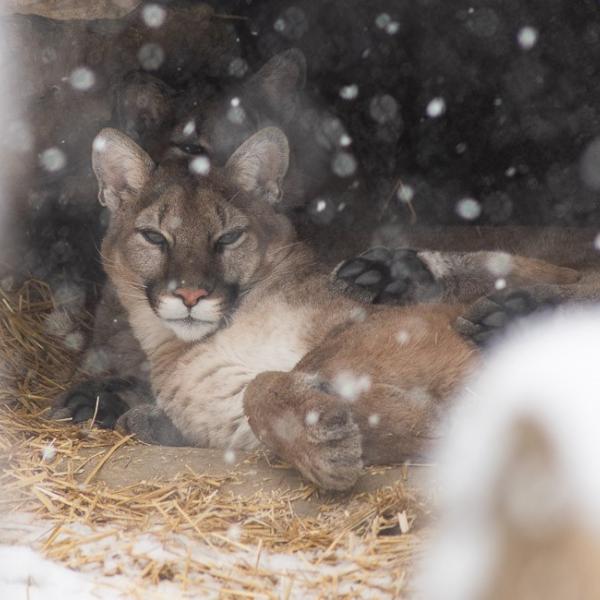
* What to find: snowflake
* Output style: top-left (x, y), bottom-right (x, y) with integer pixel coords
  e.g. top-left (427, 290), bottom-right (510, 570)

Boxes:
top-left (189, 156), bottom-right (210, 176)
top-left (517, 26), bottom-right (538, 50)
top-left (426, 97), bottom-right (446, 118)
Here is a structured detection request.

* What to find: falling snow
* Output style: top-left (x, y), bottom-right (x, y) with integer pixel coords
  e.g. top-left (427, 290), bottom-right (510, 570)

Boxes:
top-left (189, 155), bottom-right (211, 175)
top-left (41, 444), bottom-right (56, 462)
top-left (63, 331), bottom-right (85, 352)
top-left (138, 43), bottom-right (165, 71)
top-left (182, 120), bottom-right (196, 136)
top-left (331, 152), bottom-right (357, 177)
top-left (339, 84), bottom-right (359, 100)
top-left (485, 252), bottom-right (513, 276)
top-left (69, 67), bottom-right (95, 91)
top-left (227, 105), bottom-right (246, 125)
top-left (375, 13), bottom-right (391, 29)
top-left (142, 3), bottom-right (167, 28)
top-left (331, 371), bottom-right (371, 402)
top-left (385, 21), bottom-right (400, 35)
top-left (349, 307), bottom-right (367, 323)
top-left (92, 136), bottom-right (107, 153)
top-left (396, 329), bottom-right (411, 345)
top-left (368, 414), bottom-right (380, 427)
top-left (305, 410), bottom-right (320, 425)
top-left (455, 198), bottom-right (481, 221)
top-left (39, 147), bottom-right (66, 172)
top-left (426, 97), bottom-right (446, 118)
top-left (369, 94), bottom-right (398, 124)
top-left (226, 523), bottom-right (242, 542)
top-left (396, 183), bottom-right (415, 204)
top-left (228, 57), bottom-right (249, 78)
top-left (517, 26), bottom-right (538, 50)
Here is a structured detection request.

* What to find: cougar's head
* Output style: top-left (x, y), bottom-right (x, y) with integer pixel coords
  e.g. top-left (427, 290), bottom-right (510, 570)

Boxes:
top-left (169, 48), bottom-right (306, 164)
top-left (92, 126), bottom-right (293, 342)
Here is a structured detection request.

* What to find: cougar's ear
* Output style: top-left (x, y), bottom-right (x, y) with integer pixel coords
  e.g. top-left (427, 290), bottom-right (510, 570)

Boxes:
top-left (246, 48), bottom-right (306, 121)
top-left (92, 128), bottom-right (155, 211)
top-left (225, 127), bottom-right (289, 204)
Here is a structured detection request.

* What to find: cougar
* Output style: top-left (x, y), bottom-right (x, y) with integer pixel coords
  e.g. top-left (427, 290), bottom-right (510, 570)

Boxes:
top-left (90, 125), bottom-right (578, 490)
top-left (53, 48), bottom-right (332, 428)
top-left (53, 47), bottom-right (584, 430)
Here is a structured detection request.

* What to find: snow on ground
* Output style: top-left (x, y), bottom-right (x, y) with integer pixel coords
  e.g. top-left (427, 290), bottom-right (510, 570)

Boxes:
top-left (0, 513), bottom-right (394, 598)
top-left (0, 545), bottom-right (95, 600)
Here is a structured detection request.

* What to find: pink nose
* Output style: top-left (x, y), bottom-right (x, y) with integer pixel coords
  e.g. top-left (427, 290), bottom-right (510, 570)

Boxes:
top-left (174, 287), bottom-right (209, 307)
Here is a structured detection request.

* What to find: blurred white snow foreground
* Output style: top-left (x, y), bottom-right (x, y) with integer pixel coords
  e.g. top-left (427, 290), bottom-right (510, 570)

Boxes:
top-left (418, 306), bottom-right (600, 600)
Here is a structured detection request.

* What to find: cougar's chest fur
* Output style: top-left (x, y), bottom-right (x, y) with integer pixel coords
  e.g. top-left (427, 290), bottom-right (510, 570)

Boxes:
top-left (152, 293), bottom-right (318, 448)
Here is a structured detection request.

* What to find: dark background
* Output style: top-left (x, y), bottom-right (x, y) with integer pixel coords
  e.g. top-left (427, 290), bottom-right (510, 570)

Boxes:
top-left (4, 0), bottom-right (600, 310)
top-left (216, 0), bottom-right (600, 226)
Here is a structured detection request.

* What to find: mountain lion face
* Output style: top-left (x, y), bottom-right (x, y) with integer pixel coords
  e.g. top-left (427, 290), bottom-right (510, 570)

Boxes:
top-left (93, 127), bottom-right (293, 342)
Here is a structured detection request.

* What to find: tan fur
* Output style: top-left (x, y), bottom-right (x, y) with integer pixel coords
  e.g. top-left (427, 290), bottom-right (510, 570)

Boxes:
top-left (371, 224), bottom-right (600, 272)
top-left (413, 250), bottom-right (580, 304)
top-left (244, 304), bottom-right (476, 487)
top-left (94, 126), bottom-right (577, 490)
top-left (482, 420), bottom-right (600, 600)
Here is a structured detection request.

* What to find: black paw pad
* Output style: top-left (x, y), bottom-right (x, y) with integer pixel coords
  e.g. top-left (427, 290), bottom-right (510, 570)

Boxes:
top-left (458, 290), bottom-right (555, 347)
top-left (335, 247), bottom-right (438, 304)
top-left (336, 249), bottom-right (392, 296)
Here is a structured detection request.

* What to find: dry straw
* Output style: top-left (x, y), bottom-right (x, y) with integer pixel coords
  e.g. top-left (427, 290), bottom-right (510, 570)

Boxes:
top-left (0, 281), bottom-right (428, 597)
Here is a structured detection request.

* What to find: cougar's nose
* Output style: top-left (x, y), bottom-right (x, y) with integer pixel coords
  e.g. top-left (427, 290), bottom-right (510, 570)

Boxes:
top-left (174, 287), bottom-right (209, 307)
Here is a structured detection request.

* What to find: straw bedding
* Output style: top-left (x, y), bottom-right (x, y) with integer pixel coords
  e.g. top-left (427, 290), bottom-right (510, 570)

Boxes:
top-left (0, 281), bottom-right (429, 598)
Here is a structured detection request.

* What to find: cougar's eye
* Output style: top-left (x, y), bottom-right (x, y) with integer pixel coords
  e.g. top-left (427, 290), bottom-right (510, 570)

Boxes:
top-left (139, 229), bottom-right (167, 246)
top-left (175, 142), bottom-right (207, 155)
top-left (215, 228), bottom-right (245, 250)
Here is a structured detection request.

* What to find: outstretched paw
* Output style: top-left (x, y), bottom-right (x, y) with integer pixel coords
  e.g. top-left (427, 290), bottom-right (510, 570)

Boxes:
top-left (333, 247), bottom-right (440, 304)
top-left (300, 401), bottom-right (363, 491)
top-left (51, 377), bottom-right (143, 429)
top-left (245, 374), bottom-right (363, 491)
top-left (456, 289), bottom-right (559, 347)
top-left (116, 405), bottom-right (187, 446)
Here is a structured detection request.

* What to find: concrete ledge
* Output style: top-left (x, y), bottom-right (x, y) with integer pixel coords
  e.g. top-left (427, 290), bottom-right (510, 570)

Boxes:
top-left (61, 444), bottom-right (435, 514)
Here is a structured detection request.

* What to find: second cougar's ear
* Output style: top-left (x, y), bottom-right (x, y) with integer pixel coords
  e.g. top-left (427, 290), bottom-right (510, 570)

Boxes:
top-left (245, 48), bottom-right (306, 121)
top-left (225, 127), bottom-right (289, 205)
top-left (92, 128), bottom-right (155, 211)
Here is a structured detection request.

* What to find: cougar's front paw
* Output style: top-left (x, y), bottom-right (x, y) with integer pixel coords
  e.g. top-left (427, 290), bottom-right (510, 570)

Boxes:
top-left (248, 395), bottom-right (363, 491)
top-left (51, 378), bottom-right (134, 429)
top-left (116, 406), bottom-right (187, 446)
top-left (334, 247), bottom-right (440, 304)
top-left (456, 289), bottom-right (558, 347)
top-left (300, 402), bottom-right (363, 491)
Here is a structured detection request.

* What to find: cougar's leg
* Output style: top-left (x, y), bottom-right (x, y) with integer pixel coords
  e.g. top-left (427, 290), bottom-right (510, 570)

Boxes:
top-left (333, 248), bottom-right (580, 306)
top-left (455, 281), bottom-right (597, 347)
top-left (244, 371), bottom-right (363, 491)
